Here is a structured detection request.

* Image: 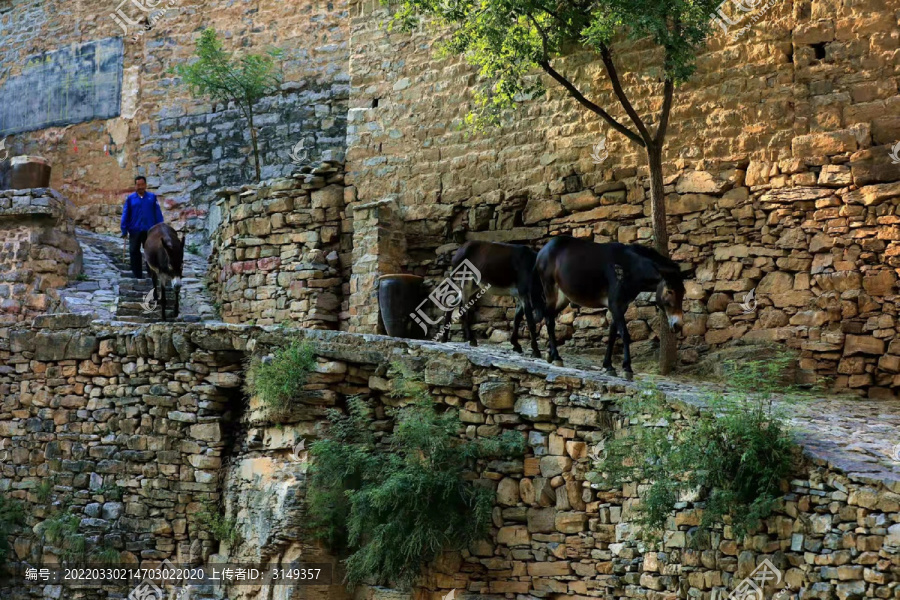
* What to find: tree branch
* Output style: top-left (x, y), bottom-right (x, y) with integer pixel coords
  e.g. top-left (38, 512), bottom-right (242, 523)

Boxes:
top-left (525, 13), bottom-right (644, 146)
top-left (599, 46), bottom-right (653, 144)
top-left (655, 78), bottom-right (674, 145)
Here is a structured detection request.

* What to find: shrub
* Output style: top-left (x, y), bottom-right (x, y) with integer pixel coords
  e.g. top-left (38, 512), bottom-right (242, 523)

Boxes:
top-left (196, 504), bottom-right (240, 547)
top-left (245, 340), bottom-right (317, 411)
top-left (307, 365), bottom-right (525, 589)
top-left (593, 357), bottom-right (799, 543)
top-left (0, 495), bottom-right (24, 569)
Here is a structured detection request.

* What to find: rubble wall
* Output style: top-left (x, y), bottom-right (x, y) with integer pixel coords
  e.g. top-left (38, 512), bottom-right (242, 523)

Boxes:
top-left (343, 0), bottom-right (900, 397)
top-left (207, 164), bottom-right (349, 328)
top-left (2, 320), bottom-right (900, 599)
top-left (0, 189), bottom-right (82, 324)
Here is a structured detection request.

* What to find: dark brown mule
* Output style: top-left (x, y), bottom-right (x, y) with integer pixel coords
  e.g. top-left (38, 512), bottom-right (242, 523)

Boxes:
top-left (144, 223), bottom-right (184, 321)
top-left (535, 236), bottom-right (688, 378)
top-left (440, 241), bottom-right (545, 357)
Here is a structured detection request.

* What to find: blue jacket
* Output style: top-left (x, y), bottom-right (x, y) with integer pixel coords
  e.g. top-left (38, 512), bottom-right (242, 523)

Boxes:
top-left (121, 191), bottom-right (164, 235)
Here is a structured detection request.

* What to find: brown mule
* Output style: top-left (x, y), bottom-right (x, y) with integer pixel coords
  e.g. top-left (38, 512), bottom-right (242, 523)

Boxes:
top-left (144, 223), bottom-right (184, 321)
top-left (439, 241), bottom-right (545, 357)
top-left (535, 236), bottom-right (689, 378)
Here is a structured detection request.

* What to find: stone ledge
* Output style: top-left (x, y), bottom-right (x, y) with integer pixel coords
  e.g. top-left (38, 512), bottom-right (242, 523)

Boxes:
top-left (12, 318), bottom-right (900, 492)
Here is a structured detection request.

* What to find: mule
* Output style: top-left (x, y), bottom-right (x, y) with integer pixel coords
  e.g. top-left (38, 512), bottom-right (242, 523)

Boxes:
top-left (144, 223), bottom-right (184, 321)
top-left (535, 236), bottom-right (688, 378)
top-left (440, 241), bottom-right (545, 357)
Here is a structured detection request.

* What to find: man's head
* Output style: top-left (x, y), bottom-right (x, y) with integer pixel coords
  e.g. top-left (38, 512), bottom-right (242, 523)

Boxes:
top-left (135, 175), bottom-right (147, 195)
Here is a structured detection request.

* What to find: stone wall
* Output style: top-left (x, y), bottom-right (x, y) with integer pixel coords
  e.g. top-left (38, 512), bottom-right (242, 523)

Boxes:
top-left (208, 162), bottom-right (348, 328)
top-left (3, 320), bottom-right (900, 599)
top-left (342, 0), bottom-right (900, 398)
top-left (0, 0), bottom-right (350, 241)
top-left (0, 189), bottom-right (82, 323)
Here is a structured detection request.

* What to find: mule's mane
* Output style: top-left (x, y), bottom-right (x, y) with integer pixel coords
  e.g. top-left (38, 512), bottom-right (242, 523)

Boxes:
top-left (627, 244), bottom-right (685, 289)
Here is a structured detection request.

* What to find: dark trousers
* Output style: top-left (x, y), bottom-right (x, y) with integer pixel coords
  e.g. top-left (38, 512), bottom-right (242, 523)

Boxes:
top-left (128, 231), bottom-right (148, 278)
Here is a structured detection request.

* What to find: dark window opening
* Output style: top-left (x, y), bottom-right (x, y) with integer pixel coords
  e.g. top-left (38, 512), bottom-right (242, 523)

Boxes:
top-left (372, 98), bottom-right (380, 108)
top-left (811, 43), bottom-right (827, 60)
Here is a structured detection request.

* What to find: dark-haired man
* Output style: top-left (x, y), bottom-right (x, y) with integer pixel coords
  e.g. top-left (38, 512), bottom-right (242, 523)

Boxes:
top-left (121, 175), bottom-right (164, 279)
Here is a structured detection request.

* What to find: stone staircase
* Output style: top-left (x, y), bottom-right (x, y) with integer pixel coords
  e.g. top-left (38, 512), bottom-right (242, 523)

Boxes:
top-left (67, 228), bottom-right (215, 323)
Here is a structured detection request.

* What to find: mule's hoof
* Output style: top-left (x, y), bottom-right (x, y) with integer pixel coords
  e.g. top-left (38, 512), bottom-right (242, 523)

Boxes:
top-left (604, 367), bottom-right (617, 377)
top-left (468, 340), bottom-right (478, 347)
top-left (531, 350), bottom-right (541, 359)
top-left (511, 345), bottom-right (523, 354)
top-left (624, 371), bottom-right (634, 381)
top-left (552, 359), bottom-right (564, 367)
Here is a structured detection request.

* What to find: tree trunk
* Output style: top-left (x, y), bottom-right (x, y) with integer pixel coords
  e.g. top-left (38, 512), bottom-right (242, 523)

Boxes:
top-left (646, 144), bottom-right (676, 375)
top-left (248, 108), bottom-right (262, 183)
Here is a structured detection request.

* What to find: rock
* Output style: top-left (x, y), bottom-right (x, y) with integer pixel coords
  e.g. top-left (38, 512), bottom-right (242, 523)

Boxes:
top-left (480, 381), bottom-right (515, 409)
top-left (666, 193), bottom-right (715, 215)
top-left (843, 335), bottom-right (885, 356)
top-left (675, 171), bottom-right (731, 194)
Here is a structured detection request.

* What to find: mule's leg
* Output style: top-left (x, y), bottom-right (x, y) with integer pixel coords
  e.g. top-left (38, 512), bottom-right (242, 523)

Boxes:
top-left (602, 318), bottom-right (619, 377)
top-left (460, 283), bottom-right (477, 347)
top-left (510, 304), bottom-right (524, 354)
top-left (441, 306), bottom-right (454, 342)
top-left (540, 276), bottom-right (562, 364)
top-left (609, 304), bottom-right (632, 379)
top-left (522, 299), bottom-right (541, 358)
top-left (160, 284), bottom-right (167, 322)
top-left (173, 285), bottom-right (180, 318)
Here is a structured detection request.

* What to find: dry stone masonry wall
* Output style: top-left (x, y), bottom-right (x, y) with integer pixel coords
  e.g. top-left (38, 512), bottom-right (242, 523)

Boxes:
top-left (3, 320), bottom-right (900, 600)
top-left (0, 189), bottom-right (82, 324)
top-left (208, 162), bottom-right (349, 328)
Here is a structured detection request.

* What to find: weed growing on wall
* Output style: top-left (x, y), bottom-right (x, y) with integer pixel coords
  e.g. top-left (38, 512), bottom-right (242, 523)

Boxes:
top-left (196, 503), bottom-right (240, 547)
top-left (307, 364), bottom-right (526, 589)
top-left (245, 339), bottom-right (317, 411)
top-left (593, 357), bottom-right (799, 543)
top-left (0, 495), bottom-right (24, 569)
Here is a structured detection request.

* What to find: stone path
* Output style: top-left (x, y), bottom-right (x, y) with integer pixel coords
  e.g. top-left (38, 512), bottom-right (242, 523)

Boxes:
top-left (424, 337), bottom-right (900, 490)
top-left (57, 228), bottom-right (218, 323)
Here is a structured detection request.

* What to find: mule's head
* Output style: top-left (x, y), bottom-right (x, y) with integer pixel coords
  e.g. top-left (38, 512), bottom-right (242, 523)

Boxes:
top-left (655, 278), bottom-right (685, 333)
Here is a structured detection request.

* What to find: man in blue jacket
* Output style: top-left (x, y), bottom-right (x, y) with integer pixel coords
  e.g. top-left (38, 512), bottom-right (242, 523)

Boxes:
top-left (121, 175), bottom-right (164, 279)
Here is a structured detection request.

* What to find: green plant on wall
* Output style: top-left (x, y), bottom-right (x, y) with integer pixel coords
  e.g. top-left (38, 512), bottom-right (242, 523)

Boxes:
top-left (592, 356), bottom-right (799, 543)
top-left (245, 339), bottom-right (317, 411)
top-left (307, 364), bottom-right (526, 589)
top-left (196, 503), bottom-right (241, 547)
top-left (173, 28), bottom-right (283, 183)
top-left (0, 495), bottom-right (25, 570)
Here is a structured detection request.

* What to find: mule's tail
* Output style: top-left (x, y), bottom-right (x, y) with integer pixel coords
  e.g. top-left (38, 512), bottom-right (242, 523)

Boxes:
top-left (529, 274), bottom-right (546, 323)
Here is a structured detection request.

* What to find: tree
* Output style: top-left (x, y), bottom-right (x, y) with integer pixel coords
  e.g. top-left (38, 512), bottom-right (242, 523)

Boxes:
top-left (389, 0), bottom-right (722, 373)
top-left (173, 28), bottom-right (283, 183)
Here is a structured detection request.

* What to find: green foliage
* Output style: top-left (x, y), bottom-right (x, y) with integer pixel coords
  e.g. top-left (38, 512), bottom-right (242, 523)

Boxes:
top-left (196, 504), bottom-right (240, 546)
top-left (245, 339), bottom-right (317, 411)
top-left (0, 495), bottom-right (25, 568)
top-left (173, 28), bottom-right (283, 182)
top-left (594, 357), bottom-right (798, 544)
top-left (35, 478), bottom-right (55, 503)
top-left (185, 243), bottom-right (201, 256)
top-left (42, 508), bottom-right (87, 563)
top-left (75, 273), bottom-right (89, 282)
top-left (390, 0), bottom-right (723, 128)
top-left (96, 482), bottom-right (124, 502)
top-left (307, 365), bottom-right (525, 589)
top-left (89, 544), bottom-right (121, 565)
